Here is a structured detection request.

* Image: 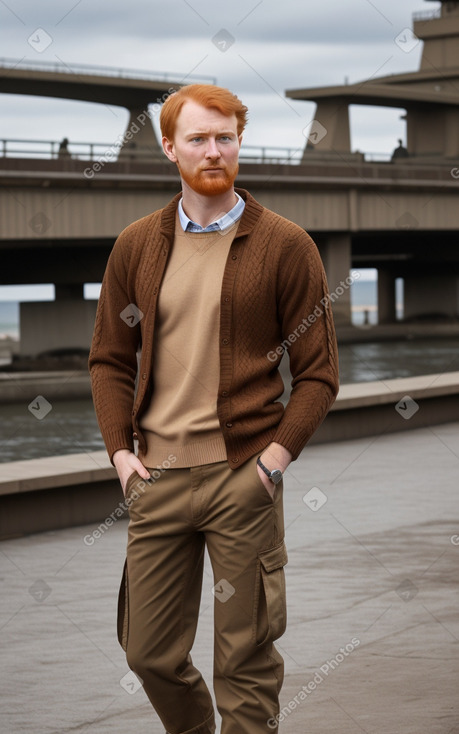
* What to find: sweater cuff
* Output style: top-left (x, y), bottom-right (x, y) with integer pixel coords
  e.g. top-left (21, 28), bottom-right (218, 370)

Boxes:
top-left (272, 387), bottom-right (336, 459)
top-left (105, 428), bottom-right (135, 465)
top-left (272, 423), bottom-right (308, 461)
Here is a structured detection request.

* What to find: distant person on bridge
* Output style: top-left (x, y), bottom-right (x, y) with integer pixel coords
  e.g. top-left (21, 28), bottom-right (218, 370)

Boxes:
top-left (391, 138), bottom-right (409, 161)
top-left (89, 83), bottom-right (339, 734)
top-left (58, 137), bottom-right (70, 158)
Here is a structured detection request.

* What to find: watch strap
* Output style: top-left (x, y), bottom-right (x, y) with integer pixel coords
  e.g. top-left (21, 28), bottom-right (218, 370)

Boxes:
top-left (257, 456), bottom-right (272, 478)
top-left (257, 456), bottom-right (283, 484)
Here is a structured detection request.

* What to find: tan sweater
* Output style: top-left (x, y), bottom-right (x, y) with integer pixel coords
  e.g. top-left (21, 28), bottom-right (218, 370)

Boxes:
top-left (139, 215), bottom-right (237, 467)
top-left (89, 189), bottom-right (339, 469)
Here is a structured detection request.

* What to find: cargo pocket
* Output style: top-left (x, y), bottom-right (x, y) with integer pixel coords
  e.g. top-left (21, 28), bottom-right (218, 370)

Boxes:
top-left (253, 540), bottom-right (288, 646)
top-left (117, 559), bottom-right (129, 652)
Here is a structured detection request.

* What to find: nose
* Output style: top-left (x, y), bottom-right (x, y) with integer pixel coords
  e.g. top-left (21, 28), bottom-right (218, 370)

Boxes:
top-left (205, 138), bottom-right (221, 160)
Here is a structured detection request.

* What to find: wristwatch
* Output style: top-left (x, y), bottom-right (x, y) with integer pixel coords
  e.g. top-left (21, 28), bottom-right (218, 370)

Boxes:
top-left (257, 456), bottom-right (283, 485)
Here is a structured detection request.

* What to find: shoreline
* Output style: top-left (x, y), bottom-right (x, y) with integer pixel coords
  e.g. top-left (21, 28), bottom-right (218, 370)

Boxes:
top-left (2, 319), bottom-right (459, 362)
top-left (0, 324), bottom-right (459, 403)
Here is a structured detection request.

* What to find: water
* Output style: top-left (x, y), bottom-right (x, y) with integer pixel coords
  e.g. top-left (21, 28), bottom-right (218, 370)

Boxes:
top-left (339, 337), bottom-right (459, 383)
top-left (1, 337), bottom-right (458, 464)
top-left (0, 399), bottom-right (105, 464)
top-left (0, 302), bottom-right (19, 340)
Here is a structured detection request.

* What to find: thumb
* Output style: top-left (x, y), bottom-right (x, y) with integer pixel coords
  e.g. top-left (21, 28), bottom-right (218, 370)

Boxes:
top-left (133, 457), bottom-right (151, 481)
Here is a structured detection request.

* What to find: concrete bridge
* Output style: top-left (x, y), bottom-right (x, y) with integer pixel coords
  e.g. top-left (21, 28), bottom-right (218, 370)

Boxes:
top-left (1, 151), bottom-right (459, 356)
top-left (1, 0), bottom-right (459, 356)
top-left (0, 58), bottom-right (214, 158)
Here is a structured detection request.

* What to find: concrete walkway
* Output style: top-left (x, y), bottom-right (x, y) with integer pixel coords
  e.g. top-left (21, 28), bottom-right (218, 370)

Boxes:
top-left (1, 422), bottom-right (458, 734)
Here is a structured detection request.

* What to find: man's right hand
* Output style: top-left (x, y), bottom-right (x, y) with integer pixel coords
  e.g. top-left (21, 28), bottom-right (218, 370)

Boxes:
top-left (113, 449), bottom-right (151, 496)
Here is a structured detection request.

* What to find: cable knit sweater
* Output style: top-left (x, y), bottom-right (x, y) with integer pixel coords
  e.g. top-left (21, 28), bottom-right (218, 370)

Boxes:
top-left (89, 188), bottom-right (339, 469)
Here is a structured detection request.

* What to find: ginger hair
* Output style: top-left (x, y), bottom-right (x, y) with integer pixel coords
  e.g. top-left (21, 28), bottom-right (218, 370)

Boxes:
top-left (160, 84), bottom-right (248, 140)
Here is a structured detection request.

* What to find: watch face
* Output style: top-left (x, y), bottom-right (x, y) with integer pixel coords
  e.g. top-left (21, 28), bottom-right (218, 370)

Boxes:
top-left (270, 469), bottom-right (283, 485)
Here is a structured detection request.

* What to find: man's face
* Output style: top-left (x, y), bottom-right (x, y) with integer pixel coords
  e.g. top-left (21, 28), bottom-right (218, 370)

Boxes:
top-left (162, 100), bottom-right (242, 196)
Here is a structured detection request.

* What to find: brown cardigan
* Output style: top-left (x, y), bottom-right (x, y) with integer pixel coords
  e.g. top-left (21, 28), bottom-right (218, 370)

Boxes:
top-left (89, 188), bottom-right (339, 468)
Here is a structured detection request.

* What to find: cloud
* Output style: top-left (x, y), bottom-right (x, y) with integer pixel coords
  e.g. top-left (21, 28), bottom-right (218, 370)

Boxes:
top-left (0, 0), bottom-right (427, 54)
top-left (0, 0), bottom-right (427, 150)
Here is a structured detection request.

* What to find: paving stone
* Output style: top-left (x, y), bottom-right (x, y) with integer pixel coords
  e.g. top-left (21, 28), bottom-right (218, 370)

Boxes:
top-left (1, 422), bottom-right (458, 733)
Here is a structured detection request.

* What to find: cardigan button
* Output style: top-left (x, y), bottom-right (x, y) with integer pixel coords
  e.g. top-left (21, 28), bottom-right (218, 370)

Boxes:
top-left (231, 457), bottom-right (239, 463)
top-left (232, 255), bottom-right (237, 260)
top-left (224, 296), bottom-right (230, 303)
top-left (142, 373), bottom-right (147, 380)
top-left (221, 391), bottom-right (228, 397)
top-left (222, 338), bottom-right (229, 345)
top-left (225, 422), bottom-right (233, 428)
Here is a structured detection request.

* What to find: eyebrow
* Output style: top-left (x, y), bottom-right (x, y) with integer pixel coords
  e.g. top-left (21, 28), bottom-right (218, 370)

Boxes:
top-left (186, 130), bottom-right (236, 136)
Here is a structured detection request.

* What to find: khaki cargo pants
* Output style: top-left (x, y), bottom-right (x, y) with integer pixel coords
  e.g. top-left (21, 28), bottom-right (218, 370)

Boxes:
top-left (118, 452), bottom-right (287, 734)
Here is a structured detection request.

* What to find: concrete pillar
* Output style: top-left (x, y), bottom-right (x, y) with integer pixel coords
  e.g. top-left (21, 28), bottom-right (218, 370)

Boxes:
top-left (317, 233), bottom-right (352, 325)
top-left (55, 284), bottom-right (84, 300)
top-left (444, 106), bottom-right (459, 158)
top-left (377, 269), bottom-right (397, 324)
top-left (20, 300), bottom-right (98, 356)
top-left (119, 105), bottom-right (162, 161)
top-left (406, 105), bottom-right (459, 158)
top-left (303, 100), bottom-right (351, 159)
top-left (414, 3), bottom-right (459, 73)
top-left (403, 273), bottom-right (459, 321)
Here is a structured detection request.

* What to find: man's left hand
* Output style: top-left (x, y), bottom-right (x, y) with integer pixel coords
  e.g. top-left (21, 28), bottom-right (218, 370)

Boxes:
top-left (256, 442), bottom-right (292, 499)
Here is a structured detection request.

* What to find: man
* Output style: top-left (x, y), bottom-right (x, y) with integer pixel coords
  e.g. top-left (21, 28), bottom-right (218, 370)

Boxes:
top-left (89, 84), bottom-right (339, 734)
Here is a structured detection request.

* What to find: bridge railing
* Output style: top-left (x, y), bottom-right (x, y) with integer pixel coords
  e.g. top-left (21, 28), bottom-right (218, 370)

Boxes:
top-left (412, 9), bottom-right (441, 21)
top-left (0, 57), bottom-right (215, 85)
top-left (241, 146), bottom-right (305, 164)
top-left (0, 138), bottom-right (308, 165)
top-left (0, 137), bottom-right (397, 165)
top-left (0, 138), bottom-right (123, 161)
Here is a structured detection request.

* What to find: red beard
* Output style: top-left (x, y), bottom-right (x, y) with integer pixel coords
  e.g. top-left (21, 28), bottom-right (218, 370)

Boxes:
top-left (178, 161), bottom-right (239, 196)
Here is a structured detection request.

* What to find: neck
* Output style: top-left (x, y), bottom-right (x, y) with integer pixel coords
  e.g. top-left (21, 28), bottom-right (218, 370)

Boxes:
top-left (181, 182), bottom-right (237, 229)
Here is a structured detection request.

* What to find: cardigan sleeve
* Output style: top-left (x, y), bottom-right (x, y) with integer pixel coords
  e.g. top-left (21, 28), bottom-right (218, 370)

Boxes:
top-left (271, 232), bottom-right (339, 459)
top-left (88, 228), bottom-right (142, 463)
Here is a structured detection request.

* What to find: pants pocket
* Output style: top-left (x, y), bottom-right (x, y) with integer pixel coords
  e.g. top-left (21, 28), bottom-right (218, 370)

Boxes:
top-left (124, 470), bottom-right (139, 498)
top-left (117, 559), bottom-right (129, 651)
top-left (253, 454), bottom-right (278, 503)
top-left (253, 540), bottom-right (288, 646)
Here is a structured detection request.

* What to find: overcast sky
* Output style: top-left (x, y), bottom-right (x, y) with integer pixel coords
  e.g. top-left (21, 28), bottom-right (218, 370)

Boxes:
top-left (0, 0), bottom-right (430, 155)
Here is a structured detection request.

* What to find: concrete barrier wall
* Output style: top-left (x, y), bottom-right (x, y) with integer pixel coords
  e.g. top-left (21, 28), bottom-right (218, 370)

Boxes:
top-left (1, 371), bottom-right (458, 539)
top-left (312, 371), bottom-right (459, 443)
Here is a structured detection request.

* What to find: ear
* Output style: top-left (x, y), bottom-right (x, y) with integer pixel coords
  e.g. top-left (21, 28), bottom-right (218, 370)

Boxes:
top-left (237, 133), bottom-right (243, 148)
top-left (162, 136), bottom-right (177, 163)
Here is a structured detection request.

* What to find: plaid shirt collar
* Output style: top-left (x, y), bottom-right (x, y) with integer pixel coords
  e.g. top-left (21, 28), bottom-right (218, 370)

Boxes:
top-left (178, 192), bottom-right (245, 233)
